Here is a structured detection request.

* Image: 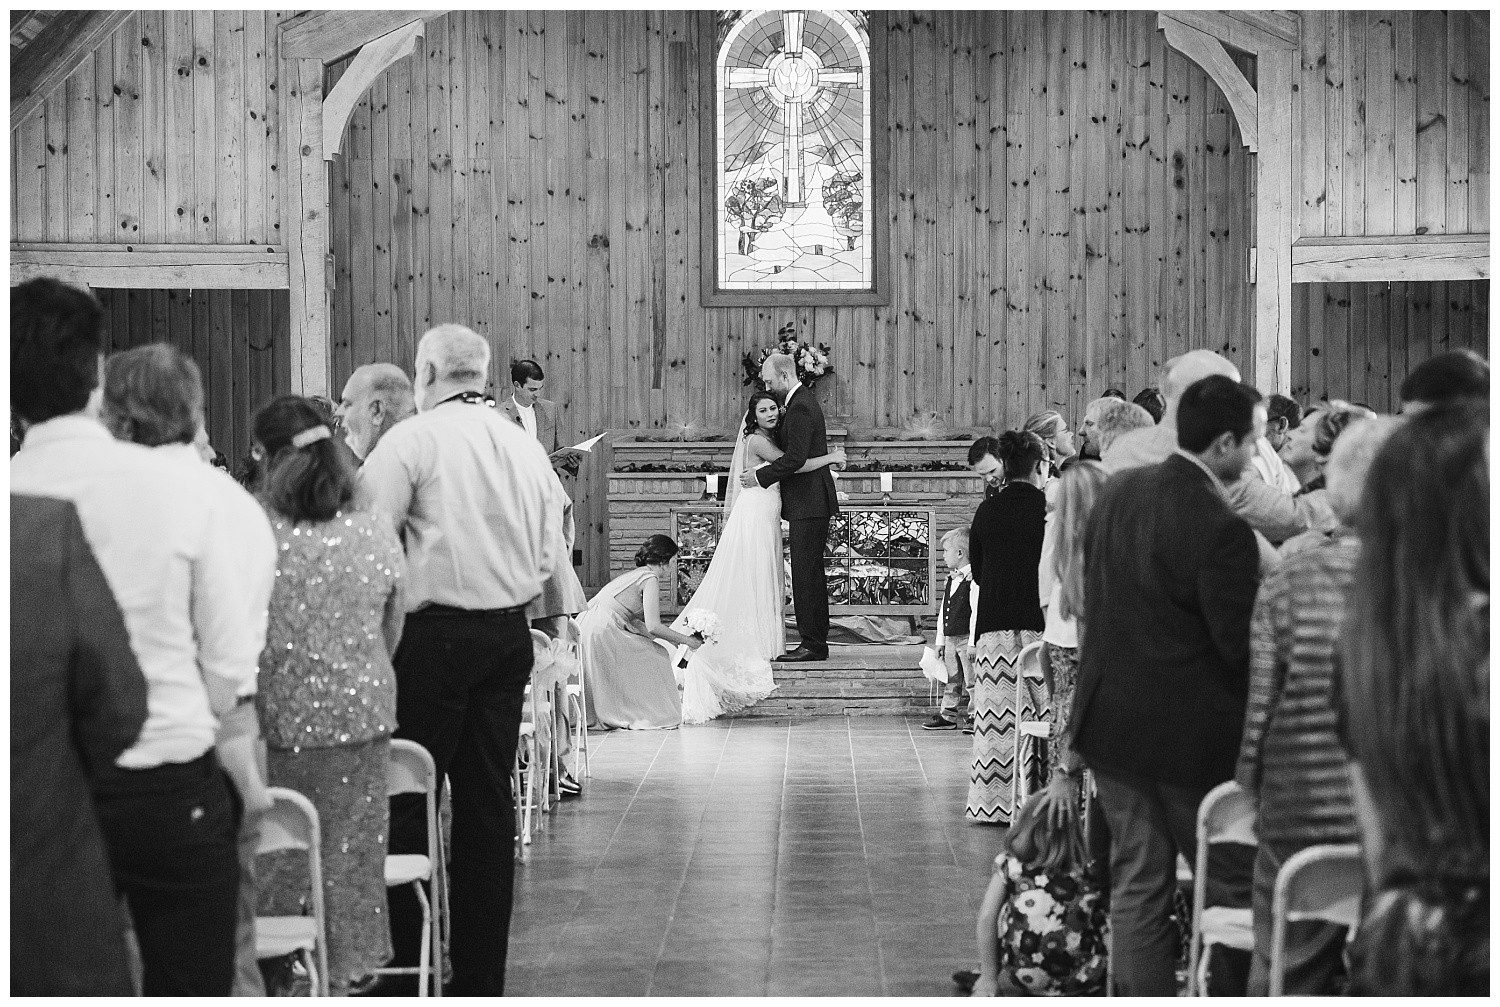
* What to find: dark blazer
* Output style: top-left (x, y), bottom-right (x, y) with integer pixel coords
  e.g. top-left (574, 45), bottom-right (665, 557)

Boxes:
top-left (1070, 454), bottom-right (1261, 789)
top-left (968, 481), bottom-right (1047, 635)
top-left (754, 385), bottom-right (838, 521)
top-left (11, 495), bottom-right (148, 996)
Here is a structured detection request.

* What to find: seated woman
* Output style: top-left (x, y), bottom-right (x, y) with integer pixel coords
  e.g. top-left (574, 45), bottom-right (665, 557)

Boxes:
top-left (579, 535), bottom-right (700, 730)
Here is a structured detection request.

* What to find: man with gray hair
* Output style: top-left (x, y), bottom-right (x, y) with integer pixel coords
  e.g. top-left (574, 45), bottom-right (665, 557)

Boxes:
top-left (362, 322), bottom-right (566, 995)
top-left (101, 343), bottom-right (279, 998)
top-left (335, 362), bottom-right (416, 460)
top-left (1091, 399), bottom-right (1155, 458)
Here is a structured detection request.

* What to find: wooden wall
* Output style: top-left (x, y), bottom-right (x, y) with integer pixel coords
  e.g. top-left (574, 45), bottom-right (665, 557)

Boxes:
top-left (326, 9), bottom-right (1257, 441)
top-left (12, 11), bottom-right (294, 245)
top-left (93, 288), bottom-right (292, 471)
top-left (1290, 10), bottom-right (1490, 411)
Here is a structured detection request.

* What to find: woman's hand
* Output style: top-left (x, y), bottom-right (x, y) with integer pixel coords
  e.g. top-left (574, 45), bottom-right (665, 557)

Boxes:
top-left (1034, 772), bottom-right (1081, 832)
top-left (830, 447), bottom-right (848, 467)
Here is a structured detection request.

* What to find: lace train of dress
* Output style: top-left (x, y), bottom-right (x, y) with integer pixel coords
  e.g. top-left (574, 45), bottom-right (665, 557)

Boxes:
top-left (673, 482), bottom-right (784, 724)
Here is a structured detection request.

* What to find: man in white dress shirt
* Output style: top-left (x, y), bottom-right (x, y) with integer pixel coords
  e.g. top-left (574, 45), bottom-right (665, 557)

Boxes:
top-left (101, 343), bottom-right (278, 997)
top-left (335, 361), bottom-right (416, 460)
top-left (362, 324), bottom-right (566, 995)
top-left (10, 278), bottom-right (266, 995)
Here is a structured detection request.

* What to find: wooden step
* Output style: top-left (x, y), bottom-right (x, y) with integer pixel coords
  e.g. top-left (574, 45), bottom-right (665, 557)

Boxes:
top-left (730, 644), bottom-right (939, 718)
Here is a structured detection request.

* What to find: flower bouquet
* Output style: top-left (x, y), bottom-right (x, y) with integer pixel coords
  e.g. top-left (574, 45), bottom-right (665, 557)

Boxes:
top-left (742, 325), bottom-right (834, 390)
top-left (680, 608), bottom-right (723, 645)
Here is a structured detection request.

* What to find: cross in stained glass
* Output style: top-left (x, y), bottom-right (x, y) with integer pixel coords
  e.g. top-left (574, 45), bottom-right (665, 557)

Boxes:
top-left (723, 11), bottom-right (863, 205)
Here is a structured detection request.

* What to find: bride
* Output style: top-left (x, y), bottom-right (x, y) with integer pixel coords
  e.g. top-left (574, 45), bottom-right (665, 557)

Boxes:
top-left (672, 390), bottom-right (845, 724)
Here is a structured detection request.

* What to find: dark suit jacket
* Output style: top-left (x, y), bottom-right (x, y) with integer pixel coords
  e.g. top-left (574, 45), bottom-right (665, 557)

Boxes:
top-left (500, 395), bottom-right (560, 453)
top-left (11, 495), bottom-right (148, 995)
top-left (968, 481), bottom-right (1047, 635)
top-left (1069, 454), bottom-right (1260, 789)
top-left (754, 385), bottom-right (838, 521)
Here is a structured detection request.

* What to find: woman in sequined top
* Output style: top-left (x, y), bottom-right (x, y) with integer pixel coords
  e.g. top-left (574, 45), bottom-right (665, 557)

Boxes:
top-left (252, 395), bottom-right (406, 995)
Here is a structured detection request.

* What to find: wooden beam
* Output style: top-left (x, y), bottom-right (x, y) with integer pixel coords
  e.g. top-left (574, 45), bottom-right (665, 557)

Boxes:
top-left (278, 10), bottom-right (445, 62)
top-left (11, 11), bottom-right (130, 129)
top-left (322, 20), bottom-right (424, 159)
top-left (10, 244), bottom-right (290, 288)
top-left (282, 57), bottom-right (332, 395)
top-left (1292, 234), bottom-right (1491, 283)
top-left (1254, 48), bottom-right (1296, 394)
top-left (1160, 15), bottom-right (1259, 151)
top-left (1164, 10), bottom-right (1299, 55)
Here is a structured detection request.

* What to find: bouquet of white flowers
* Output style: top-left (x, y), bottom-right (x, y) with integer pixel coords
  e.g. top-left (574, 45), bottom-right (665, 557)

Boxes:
top-left (680, 608), bottom-right (723, 645)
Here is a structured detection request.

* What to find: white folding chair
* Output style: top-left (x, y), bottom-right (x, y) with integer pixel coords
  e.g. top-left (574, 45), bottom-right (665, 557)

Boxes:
top-left (513, 678), bottom-right (555, 849)
top-left (1188, 781), bottom-right (1257, 996)
top-left (372, 740), bottom-right (445, 997)
top-left (559, 632), bottom-right (590, 779)
top-left (254, 787), bottom-right (329, 997)
top-left (1268, 843), bottom-right (1364, 996)
top-left (1009, 640), bottom-right (1047, 814)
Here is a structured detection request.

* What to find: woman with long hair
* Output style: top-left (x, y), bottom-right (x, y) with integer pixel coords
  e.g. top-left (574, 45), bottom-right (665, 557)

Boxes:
top-left (1022, 410), bottom-right (1076, 474)
top-left (1338, 400), bottom-right (1488, 995)
top-left (579, 535), bottom-right (699, 730)
top-left (966, 430), bottom-right (1050, 825)
top-left (252, 394), bottom-right (406, 995)
top-left (668, 390), bottom-right (843, 723)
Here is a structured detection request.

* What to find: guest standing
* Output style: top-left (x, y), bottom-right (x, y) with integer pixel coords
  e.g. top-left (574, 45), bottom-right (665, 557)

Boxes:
top-left (1235, 416), bottom-right (1397, 995)
top-left (1397, 348), bottom-right (1489, 413)
top-left (335, 362), bottom-right (416, 461)
top-left (966, 431), bottom-right (1049, 825)
top-left (11, 496), bottom-right (148, 996)
top-left (362, 323), bottom-right (566, 995)
top-left (1070, 375), bottom-right (1264, 995)
top-left (252, 395), bottom-right (406, 995)
top-left (1338, 400), bottom-right (1488, 995)
top-left (100, 342), bottom-right (279, 998)
top-left (580, 535), bottom-right (700, 730)
top-left (12, 279), bottom-right (261, 995)
top-left (1277, 402), bottom-right (1377, 547)
top-left (1022, 410), bottom-right (1076, 474)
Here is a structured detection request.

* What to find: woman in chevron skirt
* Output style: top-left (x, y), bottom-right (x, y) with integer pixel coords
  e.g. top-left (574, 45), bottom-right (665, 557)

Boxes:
top-left (965, 431), bottom-right (1050, 825)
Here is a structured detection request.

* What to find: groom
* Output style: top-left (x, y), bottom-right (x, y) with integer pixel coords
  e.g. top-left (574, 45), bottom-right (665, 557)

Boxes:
top-left (741, 352), bottom-right (838, 661)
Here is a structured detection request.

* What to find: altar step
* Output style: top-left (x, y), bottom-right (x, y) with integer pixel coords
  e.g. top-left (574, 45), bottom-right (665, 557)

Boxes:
top-left (732, 645), bottom-right (939, 718)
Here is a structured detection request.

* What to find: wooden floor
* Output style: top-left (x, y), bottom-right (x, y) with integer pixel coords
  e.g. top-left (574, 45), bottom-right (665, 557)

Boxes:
top-left (504, 716), bottom-right (996, 996)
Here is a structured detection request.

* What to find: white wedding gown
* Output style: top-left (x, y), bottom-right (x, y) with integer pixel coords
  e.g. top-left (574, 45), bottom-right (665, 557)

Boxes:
top-left (672, 460), bottom-right (785, 725)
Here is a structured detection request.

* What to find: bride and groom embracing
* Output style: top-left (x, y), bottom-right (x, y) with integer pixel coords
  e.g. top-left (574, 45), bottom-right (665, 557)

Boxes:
top-left (672, 352), bottom-right (845, 724)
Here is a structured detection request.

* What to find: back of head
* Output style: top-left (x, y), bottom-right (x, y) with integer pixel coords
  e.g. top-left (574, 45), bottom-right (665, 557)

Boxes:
top-left (1102, 388), bottom-right (1127, 401)
top-left (1175, 375), bottom-right (1262, 453)
top-left (1313, 400), bottom-right (1378, 457)
top-left (417, 324), bottom-right (491, 385)
top-left (1131, 387), bottom-right (1166, 424)
top-left (253, 394), bottom-right (359, 524)
top-left (1053, 460), bottom-right (1109, 621)
top-left (763, 352), bottom-right (797, 385)
top-left (1399, 349), bottom-right (1489, 411)
top-left (1164, 350), bottom-right (1241, 406)
top-left (11, 277), bottom-right (105, 425)
top-left (1095, 400), bottom-right (1155, 453)
top-left (1267, 393), bottom-right (1303, 431)
top-left (1005, 788), bottom-right (1083, 876)
top-left (1341, 399), bottom-right (1487, 880)
top-left (1023, 409), bottom-right (1064, 442)
top-left (102, 343), bottom-right (204, 447)
top-left (634, 534), bottom-right (679, 567)
top-left (361, 362), bottom-right (416, 418)
top-left (1323, 415), bottom-right (1399, 524)
top-left (511, 358), bottom-right (545, 385)
top-left (996, 429), bottom-right (1048, 481)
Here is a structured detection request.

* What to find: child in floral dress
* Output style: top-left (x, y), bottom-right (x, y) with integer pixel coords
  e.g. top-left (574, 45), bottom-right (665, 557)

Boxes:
top-left (972, 789), bottom-right (1109, 996)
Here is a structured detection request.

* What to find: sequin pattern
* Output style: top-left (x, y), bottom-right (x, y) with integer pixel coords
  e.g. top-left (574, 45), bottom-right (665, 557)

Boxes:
top-left (257, 509), bottom-right (405, 751)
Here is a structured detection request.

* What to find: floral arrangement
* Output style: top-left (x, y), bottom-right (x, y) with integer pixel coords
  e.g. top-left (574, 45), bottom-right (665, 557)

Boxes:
top-left (741, 325), bottom-right (834, 390)
top-left (679, 608), bottom-right (723, 645)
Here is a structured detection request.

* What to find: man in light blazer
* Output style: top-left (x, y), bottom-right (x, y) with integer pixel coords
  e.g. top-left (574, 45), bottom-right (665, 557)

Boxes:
top-left (501, 359), bottom-right (561, 453)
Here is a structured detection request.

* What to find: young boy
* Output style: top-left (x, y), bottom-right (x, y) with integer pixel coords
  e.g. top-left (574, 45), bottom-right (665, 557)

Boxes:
top-left (922, 528), bottom-right (975, 731)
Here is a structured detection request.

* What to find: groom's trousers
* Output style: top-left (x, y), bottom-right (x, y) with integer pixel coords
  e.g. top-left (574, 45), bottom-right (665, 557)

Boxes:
top-left (788, 516), bottom-right (831, 653)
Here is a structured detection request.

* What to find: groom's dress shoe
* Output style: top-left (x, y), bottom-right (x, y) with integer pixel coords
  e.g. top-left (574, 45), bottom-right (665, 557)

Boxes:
top-left (776, 647), bottom-right (828, 662)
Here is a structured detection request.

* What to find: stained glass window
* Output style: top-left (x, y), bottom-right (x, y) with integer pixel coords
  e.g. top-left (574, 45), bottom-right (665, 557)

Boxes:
top-left (701, 10), bottom-right (886, 306)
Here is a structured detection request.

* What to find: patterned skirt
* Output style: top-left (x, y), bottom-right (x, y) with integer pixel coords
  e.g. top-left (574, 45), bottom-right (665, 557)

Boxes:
top-left (261, 738), bottom-right (393, 994)
top-left (967, 629), bottom-right (1044, 825)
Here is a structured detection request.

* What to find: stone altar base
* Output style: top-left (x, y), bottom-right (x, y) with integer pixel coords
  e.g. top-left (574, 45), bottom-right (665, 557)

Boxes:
top-left (731, 645), bottom-right (937, 718)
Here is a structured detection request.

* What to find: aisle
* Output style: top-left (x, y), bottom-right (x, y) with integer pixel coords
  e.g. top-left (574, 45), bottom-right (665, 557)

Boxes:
top-left (504, 717), bottom-right (998, 996)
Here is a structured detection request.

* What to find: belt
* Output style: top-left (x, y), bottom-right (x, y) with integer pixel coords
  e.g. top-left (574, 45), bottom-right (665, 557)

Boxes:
top-left (413, 602), bottom-right (530, 618)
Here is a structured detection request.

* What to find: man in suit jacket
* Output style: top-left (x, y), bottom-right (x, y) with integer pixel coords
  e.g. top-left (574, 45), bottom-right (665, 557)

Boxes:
top-left (1068, 375), bottom-right (1265, 995)
top-left (501, 358), bottom-right (561, 453)
top-left (749, 353), bottom-right (838, 661)
top-left (12, 495), bottom-right (149, 995)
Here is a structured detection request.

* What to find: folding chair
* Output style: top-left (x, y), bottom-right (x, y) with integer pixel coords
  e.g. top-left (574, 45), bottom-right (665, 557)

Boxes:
top-left (1268, 843), bottom-right (1364, 996)
top-left (1188, 781), bottom-right (1256, 996)
top-left (254, 787), bottom-right (329, 997)
top-left (558, 628), bottom-right (590, 779)
top-left (513, 679), bottom-right (554, 849)
top-left (1009, 640), bottom-right (1047, 814)
top-left (372, 740), bottom-right (446, 997)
